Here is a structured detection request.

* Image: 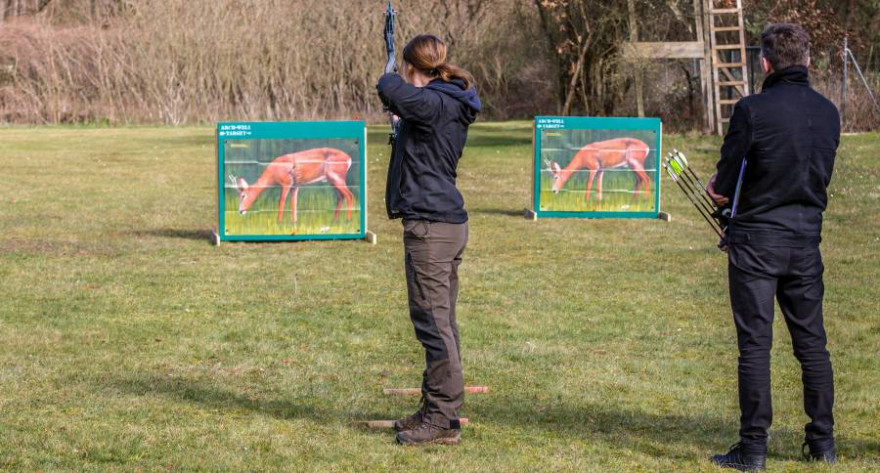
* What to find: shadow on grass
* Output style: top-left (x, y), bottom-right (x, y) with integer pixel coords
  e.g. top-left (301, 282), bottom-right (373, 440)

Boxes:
top-left (133, 229), bottom-right (215, 242)
top-left (111, 374), bottom-right (406, 439)
top-left (474, 397), bottom-right (880, 461)
top-left (108, 374), bottom-right (879, 462)
top-left (472, 207), bottom-right (530, 218)
top-left (473, 398), bottom-right (740, 460)
top-left (113, 375), bottom-right (336, 422)
top-left (109, 373), bottom-right (747, 458)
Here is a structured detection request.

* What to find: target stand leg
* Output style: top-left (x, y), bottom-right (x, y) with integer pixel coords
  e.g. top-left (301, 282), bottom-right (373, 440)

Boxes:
top-left (364, 231), bottom-right (378, 245)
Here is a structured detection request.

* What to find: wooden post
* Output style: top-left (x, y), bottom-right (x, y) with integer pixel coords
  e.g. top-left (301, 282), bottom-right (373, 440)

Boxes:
top-left (213, 128), bottom-right (220, 245)
top-left (695, 0), bottom-right (714, 133)
top-left (842, 36), bottom-right (848, 126)
top-left (361, 126), bottom-right (376, 245)
top-left (628, 0), bottom-right (645, 118)
top-left (527, 122), bottom-right (538, 220)
top-left (736, 0), bottom-right (750, 96)
top-left (705, 0), bottom-right (724, 135)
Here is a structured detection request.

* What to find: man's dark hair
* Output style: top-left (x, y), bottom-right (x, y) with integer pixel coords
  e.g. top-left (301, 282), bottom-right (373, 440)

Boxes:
top-left (760, 23), bottom-right (811, 71)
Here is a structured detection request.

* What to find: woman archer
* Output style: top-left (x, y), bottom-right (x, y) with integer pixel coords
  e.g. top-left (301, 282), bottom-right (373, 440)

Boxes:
top-left (376, 34), bottom-right (482, 446)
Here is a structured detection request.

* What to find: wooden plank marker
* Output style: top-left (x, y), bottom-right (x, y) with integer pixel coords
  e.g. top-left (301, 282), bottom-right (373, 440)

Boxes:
top-left (383, 386), bottom-right (489, 396)
top-left (354, 418), bottom-right (470, 430)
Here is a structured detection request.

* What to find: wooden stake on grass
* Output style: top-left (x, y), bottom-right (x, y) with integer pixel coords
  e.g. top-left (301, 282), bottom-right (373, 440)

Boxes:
top-left (354, 418), bottom-right (469, 429)
top-left (382, 386), bottom-right (489, 396)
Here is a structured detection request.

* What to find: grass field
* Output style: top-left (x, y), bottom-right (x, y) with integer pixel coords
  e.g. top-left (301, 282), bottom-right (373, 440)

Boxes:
top-left (0, 123), bottom-right (878, 472)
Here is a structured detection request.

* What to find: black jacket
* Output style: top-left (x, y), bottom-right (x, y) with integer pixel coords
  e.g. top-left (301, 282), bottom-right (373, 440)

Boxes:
top-left (716, 66), bottom-right (840, 243)
top-left (377, 74), bottom-right (481, 223)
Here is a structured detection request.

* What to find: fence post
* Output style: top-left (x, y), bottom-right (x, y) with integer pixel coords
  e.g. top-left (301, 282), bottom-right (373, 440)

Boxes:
top-left (846, 47), bottom-right (880, 120)
top-left (842, 36), bottom-right (848, 127)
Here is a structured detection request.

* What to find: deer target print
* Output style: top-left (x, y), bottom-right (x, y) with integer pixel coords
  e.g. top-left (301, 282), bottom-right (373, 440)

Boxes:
top-left (533, 116), bottom-right (662, 218)
top-left (217, 121), bottom-right (367, 241)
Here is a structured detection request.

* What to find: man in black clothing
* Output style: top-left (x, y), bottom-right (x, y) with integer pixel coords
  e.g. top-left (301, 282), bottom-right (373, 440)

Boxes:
top-left (706, 23), bottom-right (840, 471)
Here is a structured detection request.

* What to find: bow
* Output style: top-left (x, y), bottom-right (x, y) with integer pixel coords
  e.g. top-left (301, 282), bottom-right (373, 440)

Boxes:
top-left (383, 0), bottom-right (401, 144)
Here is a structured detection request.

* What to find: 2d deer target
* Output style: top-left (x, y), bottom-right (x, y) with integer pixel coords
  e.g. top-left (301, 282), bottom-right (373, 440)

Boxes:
top-left (548, 138), bottom-right (651, 201)
top-left (230, 147), bottom-right (355, 223)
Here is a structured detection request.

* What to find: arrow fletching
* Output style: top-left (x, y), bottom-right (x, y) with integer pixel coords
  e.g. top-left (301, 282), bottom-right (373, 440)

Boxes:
top-left (671, 153), bottom-right (688, 174)
top-left (664, 153), bottom-right (682, 178)
top-left (674, 149), bottom-right (690, 167)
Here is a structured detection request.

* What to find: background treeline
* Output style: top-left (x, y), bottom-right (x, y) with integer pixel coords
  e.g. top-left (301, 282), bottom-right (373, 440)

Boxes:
top-left (0, 0), bottom-right (878, 130)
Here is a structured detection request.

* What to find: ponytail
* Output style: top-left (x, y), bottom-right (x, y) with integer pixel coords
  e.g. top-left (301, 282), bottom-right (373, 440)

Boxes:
top-left (435, 63), bottom-right (474, 90)
top-left (402, 34), bottom-right (475, 90)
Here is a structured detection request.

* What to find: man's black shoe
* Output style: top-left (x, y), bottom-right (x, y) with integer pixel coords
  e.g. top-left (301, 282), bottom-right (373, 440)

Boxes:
top-left (710, 443), bottom-right (766, 471)
top-left (803, 442), bottom-right (837, 464)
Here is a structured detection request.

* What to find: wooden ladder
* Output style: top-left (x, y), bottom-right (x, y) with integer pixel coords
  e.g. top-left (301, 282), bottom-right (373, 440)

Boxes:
top-left (706, 0), bottom-right (750, 135)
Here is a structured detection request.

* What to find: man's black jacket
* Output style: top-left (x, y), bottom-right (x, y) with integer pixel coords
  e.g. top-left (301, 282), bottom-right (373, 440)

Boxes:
top-left (377, 74), bottom-right (482, 223)
top-left (716, 66), bottom-right (840, 243)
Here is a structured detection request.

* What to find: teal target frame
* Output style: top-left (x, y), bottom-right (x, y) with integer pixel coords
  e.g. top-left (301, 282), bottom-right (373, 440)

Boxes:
top-left (215, 121), bottom-right (368, 242)
top-left (531, 116), bottom-right (663, 219)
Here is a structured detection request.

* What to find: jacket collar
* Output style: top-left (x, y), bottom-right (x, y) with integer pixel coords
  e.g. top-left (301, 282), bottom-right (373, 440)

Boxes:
top-left (425, 78), bottom-right (483, 113)
top-left (761, 65), bottom-right (809, 91)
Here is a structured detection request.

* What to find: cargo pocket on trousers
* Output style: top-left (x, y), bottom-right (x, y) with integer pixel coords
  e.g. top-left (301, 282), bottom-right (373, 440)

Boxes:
top-left (405, 251), bottom-right (428, 303)
top-left (403, 219), bottom-right (429, 239)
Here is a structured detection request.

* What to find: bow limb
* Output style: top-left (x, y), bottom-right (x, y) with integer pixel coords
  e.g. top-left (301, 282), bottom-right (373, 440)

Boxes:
top-left (383, 1), bottom-right (400, 144)
top-left (383, 1), bottom-right (397, 75)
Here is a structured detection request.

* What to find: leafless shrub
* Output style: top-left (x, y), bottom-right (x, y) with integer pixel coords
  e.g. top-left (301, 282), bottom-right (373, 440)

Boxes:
top-left (0, 0), bottom-right (876, 129)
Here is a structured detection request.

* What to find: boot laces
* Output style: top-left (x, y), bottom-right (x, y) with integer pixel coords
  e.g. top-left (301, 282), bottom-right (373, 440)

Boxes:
top-left (411, 421), bottom-right (433, 433)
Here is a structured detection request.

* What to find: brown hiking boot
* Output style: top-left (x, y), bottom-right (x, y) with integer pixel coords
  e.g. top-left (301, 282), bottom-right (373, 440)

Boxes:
top-left (395, 420), bottom-right (461, 446)
top-left (392, 409), bottom-right (424, 432)
top-left (392, 397), bottom-right (427, 432)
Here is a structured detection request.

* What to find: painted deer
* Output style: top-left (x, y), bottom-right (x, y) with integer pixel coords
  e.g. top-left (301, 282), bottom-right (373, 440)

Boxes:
top-left (549, 137), bottom-right (651, 201)
top-left (231, 147), bottom-right (354, 223)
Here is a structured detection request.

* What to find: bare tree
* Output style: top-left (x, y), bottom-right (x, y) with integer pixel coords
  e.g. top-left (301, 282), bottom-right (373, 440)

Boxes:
top-left (532, 0), bottom-right (629, 116)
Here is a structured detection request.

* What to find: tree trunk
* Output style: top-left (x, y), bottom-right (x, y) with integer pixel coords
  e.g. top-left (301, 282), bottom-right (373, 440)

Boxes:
top-left (562, 37), bottom-right (591, 116)
top-left (532, 0), bottom-right (567, 113)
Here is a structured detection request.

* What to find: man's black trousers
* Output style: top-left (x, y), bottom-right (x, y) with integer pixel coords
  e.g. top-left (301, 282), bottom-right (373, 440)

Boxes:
top-left (727, 242), bottom-right (835, 454)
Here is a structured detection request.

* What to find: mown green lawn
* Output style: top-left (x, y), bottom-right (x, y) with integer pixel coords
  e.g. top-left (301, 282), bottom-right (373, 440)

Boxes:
top-left (0, 123), bottom-right (877, 472)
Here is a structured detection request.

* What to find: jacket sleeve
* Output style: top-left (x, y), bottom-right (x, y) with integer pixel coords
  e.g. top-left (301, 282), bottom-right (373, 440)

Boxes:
top-left (714, 100), bottom-right (752, 198)
top-left (376, 73), bottom-right (440, 125)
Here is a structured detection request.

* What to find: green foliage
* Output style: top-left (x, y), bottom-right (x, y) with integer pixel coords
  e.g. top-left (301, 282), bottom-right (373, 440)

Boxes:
top-left (0, 124), bottom-right (878, 471)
